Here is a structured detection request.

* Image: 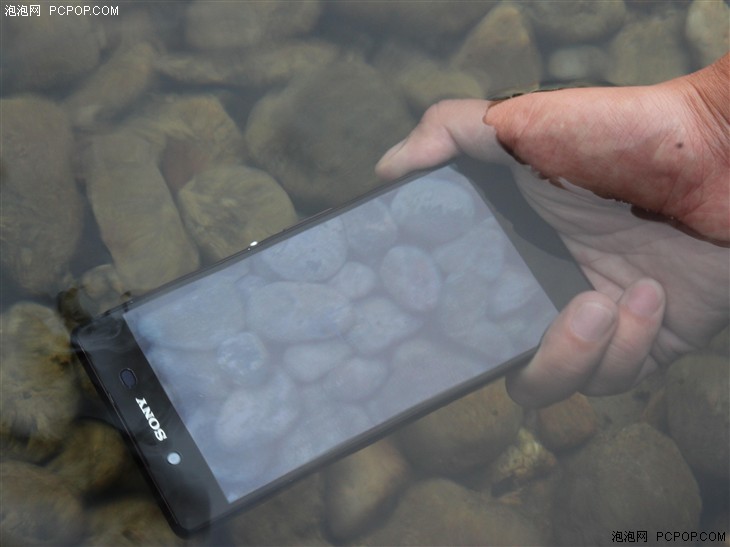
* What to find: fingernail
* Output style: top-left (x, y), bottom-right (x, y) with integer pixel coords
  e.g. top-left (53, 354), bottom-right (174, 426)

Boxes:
top-left (626, 279), bottom-right (663, 318)
top-left (571, 302), bottom-right (615, 342)
top-left (376, 137), bottom-right (407, 171)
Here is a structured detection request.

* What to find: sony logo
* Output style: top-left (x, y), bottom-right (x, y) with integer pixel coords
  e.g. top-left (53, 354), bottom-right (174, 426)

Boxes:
top-left (135, 397), bottom-right (167, 441)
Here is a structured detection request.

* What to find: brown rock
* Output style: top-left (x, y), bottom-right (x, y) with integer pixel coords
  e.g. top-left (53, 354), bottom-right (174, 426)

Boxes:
top-left (536, 393), bottom-right (598, 451)
top-left (87, 497), bottom-right (185, 546)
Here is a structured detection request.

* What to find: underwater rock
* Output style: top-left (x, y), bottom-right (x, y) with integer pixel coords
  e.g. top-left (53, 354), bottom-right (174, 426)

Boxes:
top-left (396, 378), bottom-right (523, 476)
top-left (1, 96), bottom-right (83, 295)
top-left (216, 332), bottom-right (270, 388)
top-left (283, 340), bottom-right (353, 383)
top-left (324, 438), bottom-right (410, 542)
top-left (554, 423), bottom-right (701, 546)
top-left (685, 0), bottom-right (730, 68)
top-left (547, 45), bottom-right (609, 82)
top-left (248, 282), bottom-right (354, 343)
top-left (185, 0), bottom-right (321, 50)
top-left (4, 9), bottom-right (102, 92)
top-left (178, 164), bottom-right (297, 261)
top-left (341, 198), bottom-right (399, 258)
top-left (63, 42), bottom-right (156, 128)
top-left (87, 497), bottom-right (186, 546)
top-left (486, 267), bottom-right (540, 317)
top-left (438, 269), bottom-right (495, 335)
top-left (536, 393), bottom-right (599, 452)
top-left (322, 357), bottom-right (389, 403)
top-left (245, 58), bottom-right (413, 211)
top-left (329, 262), bottom-right (377, 300)
top-left (84, 128), bottom-right (200, 293)
top-left (605, 10), bottom-right (690, 85)
top-left (0, 460), bottom-right (85, 546)
top-left (487, 428), bottom-right (557, 489)
top-left (524, 0), bottom-right (626, 44)
top-left (453, 3), bottom-right (542, 96)
top-left (259, 218), bottom-right (347, 282)
top-left (77, 264), bottom-right (130, 316)
top-left (666, 352), bottom-right (729, 480)
top-left (360, 478), bottom-right (544, 546)
top-left (0, 303), bottom-right (80, 463)
top-left (47, 419), bottom-right (129, 496)
top-left (380, 245), bottom-right (442, 312)
top-left (345, 297), bottom-right (421, 355)
top-left (156, 40), bottom-right (339, 89)
top-left (432, 218), bottom-right (504, 279)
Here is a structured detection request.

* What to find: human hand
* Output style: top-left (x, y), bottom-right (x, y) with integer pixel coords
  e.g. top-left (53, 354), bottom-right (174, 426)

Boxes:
top-left (375, 58), bottom-right (729, 407)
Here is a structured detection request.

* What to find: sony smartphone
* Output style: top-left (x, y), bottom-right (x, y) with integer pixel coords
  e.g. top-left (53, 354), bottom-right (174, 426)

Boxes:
top-left (72, 160), bottom-right (591, 535)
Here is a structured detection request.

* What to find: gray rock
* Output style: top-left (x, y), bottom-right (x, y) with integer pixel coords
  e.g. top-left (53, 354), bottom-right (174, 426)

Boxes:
top-left (260, 218), bottom-right (348, 282)
top-left (547, 46), bottom-right (609, 82)
top-left (438, 270), bottom-right (494, 335)
top-left (185, 0), bottom-right (321, 50)
top-left (324, 438), bottom-right (410, 542)
top-left (283, 340), bottom-right (353, 383)
top-left (432, 218), bottom-right (504, 280)
top-left (178, 164), bottom-right (297, 261)
top-left (1, 96), bottom-right (83, 295)
top-left (666, 352), bottom-right (729, 480)
top-left (4, 10), bottom-right (102, 92)
top-left (130, 276), bottom-right (246, 351)
top-left (235, 273), bottom-right (268, 305)
top-left (329, 262), bottom-right (377, 300)
top-left (390, 175), bottom-right (475, 244)
top-left (342, 198), bottom-right (399, 258)
top-left (554, 423), bottom-right (701, 546)
top-left (245, 59), bottom-right (413, 211)
top-left (323, 357), bottom-right (390, 403)
top-left (486, 267), bottom-right (540, 317)
top-left (446, 318), bottom-right (515, 364)
top-left (605, 10), bottom-right (690, 85)
top-left (216, 332), bottom-right (270, 388)
top-left (396, 377), bottom-right (522, 476)
top-left (685, 0), bottom-right (730, 68)
top-left (346, 297), bottom-right (422, 355)
top-left (380, 246), bottom-right (442, 312)
top-left (453, 3), bottom-right (542, 96)
top-left (524, 0), bottom-right (626, 43)
top-left (360, 478), bottom-right (544, 546)
top-left (248, 282), bottom-right (354, 343)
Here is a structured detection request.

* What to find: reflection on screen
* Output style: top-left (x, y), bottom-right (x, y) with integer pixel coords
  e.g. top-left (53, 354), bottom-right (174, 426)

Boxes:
top-left (124, 165), bottom-right (557, 503)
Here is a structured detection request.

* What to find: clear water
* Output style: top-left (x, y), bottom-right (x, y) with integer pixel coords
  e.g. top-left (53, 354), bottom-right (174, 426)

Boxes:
top-left (1, 1), bottom-right (728, 545)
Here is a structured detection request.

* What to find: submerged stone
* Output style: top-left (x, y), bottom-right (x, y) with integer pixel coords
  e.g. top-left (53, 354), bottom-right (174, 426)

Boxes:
top-left (380, 245), bottom-right (442, 312)
top-left (346, 297), bottom-right (422, 355)
top-left (329, 262), bottom-right (377, 300)
top-left (323, 357), bottom-right (390, 403)
top-left (341, 198), bottom-right (399, 258)
top-left (283, 340), bottom-right (353, 383)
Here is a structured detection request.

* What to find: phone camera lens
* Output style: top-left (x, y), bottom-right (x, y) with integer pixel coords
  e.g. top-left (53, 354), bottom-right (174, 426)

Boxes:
top-left (119, 368), bottom-right (137, 389)
top-left (167, 452), bottom-right (181, 465)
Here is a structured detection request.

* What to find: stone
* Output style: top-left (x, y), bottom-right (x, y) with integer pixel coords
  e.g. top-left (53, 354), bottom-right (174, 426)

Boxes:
top-left (324, 438), bottom-right (410, 542)
top-left (605, 10), bottom-right (690, 85)
top-left (547, 46), bottom-right (609, 82)
top-left (432, 218), bottom-right (504, 279)
top-left (524, 0), bottom-right (626, 44)
top-left (77, 264), bottom-right (129, 316)
top-left (487, 428), bottom-right (557, 489)
top-left (536, 393), bottom-right (599, 451)
top-left (0, 303), bottom-right (80, 463)
top-left (685, 0), bottom-right (730, 68)
top-left (360, 478), bottom-right (544, 546)
top-left (185, 0), bottom-right (321, 50)
top-left (380, 245), bottom-right (442, 312)
top-left (341, 198), bottom-right (399, 258)
top-left (322, 357), bottom-right (390, 403)
top-left (329, 262), bottom-right (377, 300)
top-left (709, 324), bottom-right (729, 355)
top-left (0, 96), bottom-right (83, 295)
top-left (283, 340), bottom-right (353, 383)
top-left (390, 175), bottom-right (475, 244)
top-left (4, 8), bottom-right (102, 92)
top-left (396, 377), bottom-right (523, 476)
top-left (47, 419), bottom-right (129, 496)
top-left (156, 40), bottom-right (339, 89)
top-left (486, 267), bottom-right (540, 317)
top-left (345, 297), bottom-right (422, 355)
top-left (453, 3), bottom-right (542, 96)
top-left (0, 460), bottom-right (85, 546)
top-left (553, 423), bottom-right (701, 546)
top-left (84, 129), bottom-right (200, 293)
top-left (229, 473), bottom-right (330, 546)
top-left (438, 269), bottom-right (495, 335)
top-left (446, 318), bottom-right (516, 364)
top-left (178, 164), bottom-right (297, 261)
top-left (245, 58), bottom-right (413, 211)
top-left (216, 332), bottom-right (270, 388)
top-left (63, 42), bottom-right (156, 128)
top-left (666, 352), bottom-right (730, 479)
top-left (87, 497), bottom-right (185, 546)
top-left (130, 275), bottom-right (247, 351)
top-left (248, 282), bottom-right (354, 343)
top-left (259, 218), bottom-right (348, 282)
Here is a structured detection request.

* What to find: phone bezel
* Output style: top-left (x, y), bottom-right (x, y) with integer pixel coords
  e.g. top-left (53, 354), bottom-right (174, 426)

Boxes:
top-left (72, 159), bottom-right (592, 535)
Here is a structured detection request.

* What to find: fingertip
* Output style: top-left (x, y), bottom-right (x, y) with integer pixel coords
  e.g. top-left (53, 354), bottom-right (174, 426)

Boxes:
top-left (623, 277), bottom-right (665, 319)
top-left (375, 137), bottom-right (408, 180)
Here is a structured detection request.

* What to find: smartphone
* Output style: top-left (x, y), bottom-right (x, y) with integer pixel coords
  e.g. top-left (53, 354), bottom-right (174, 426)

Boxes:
top-left (72, 160), bottom-right (591, 535)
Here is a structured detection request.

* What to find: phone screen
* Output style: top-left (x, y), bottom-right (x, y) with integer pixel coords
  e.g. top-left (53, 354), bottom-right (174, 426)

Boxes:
top-left (121, 164), bottom-right (558, 505)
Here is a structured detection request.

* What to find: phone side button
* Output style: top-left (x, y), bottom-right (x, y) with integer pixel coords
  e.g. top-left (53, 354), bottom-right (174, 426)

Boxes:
top-left (119, 368), bottom-right (138, 389)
